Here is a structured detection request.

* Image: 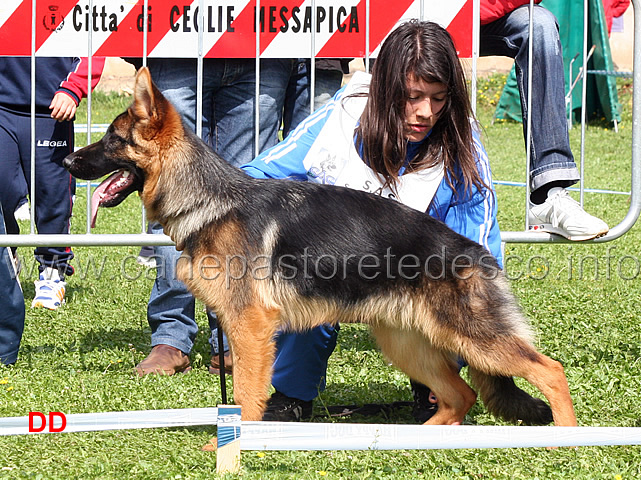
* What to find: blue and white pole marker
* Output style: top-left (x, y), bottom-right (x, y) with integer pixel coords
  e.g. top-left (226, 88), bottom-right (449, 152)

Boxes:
top-left (216, 405), bottom-right (242, 474)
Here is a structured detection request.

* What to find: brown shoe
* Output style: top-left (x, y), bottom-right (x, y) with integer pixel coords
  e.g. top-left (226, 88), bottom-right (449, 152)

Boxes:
top-left (135, 344), bottom-right (191, 376)
top-left (209, 351), bottom-right (232, 375)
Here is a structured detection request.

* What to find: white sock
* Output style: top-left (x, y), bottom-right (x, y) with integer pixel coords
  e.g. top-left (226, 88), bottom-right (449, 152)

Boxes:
top-left (41, 267), bottom-right (61, 282)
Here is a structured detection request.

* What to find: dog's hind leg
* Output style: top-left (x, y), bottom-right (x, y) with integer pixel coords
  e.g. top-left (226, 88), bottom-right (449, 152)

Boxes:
top-left (222, 305), bottom-right (280, 421)
top-left (370, 325), bottom-right (476, 425)
top-left (527, 357), bottom-right (576, 426)
top-left (458, 274), bottom-right (577, 426)
top-left (506, 351), bottom-right (577, 427)
top-left (467, 337), bottom-right (577, 427)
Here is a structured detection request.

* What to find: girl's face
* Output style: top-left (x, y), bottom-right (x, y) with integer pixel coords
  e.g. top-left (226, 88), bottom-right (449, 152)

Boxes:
top-left (404, 75), bottom-right (447, 142)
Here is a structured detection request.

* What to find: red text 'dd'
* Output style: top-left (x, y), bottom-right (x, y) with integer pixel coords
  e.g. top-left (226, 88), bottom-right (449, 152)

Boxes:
top-left (28, 412), bottom-right (67, 433)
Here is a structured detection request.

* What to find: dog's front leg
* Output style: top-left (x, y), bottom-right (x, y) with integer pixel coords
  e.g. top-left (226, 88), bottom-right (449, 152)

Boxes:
top-left (224, 305), bottom-right (280, 421)
top-left (202, 305), bottom-right (280, 452)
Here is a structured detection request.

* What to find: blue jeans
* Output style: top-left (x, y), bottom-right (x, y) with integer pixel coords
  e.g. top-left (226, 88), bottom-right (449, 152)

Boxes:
top-left (0, 203), bottom-right (25, 365)
top-left (480, 5), bottom-right (580, 193)
top-left (146, 58), bottom-right (293, 355)
top-left (282, 59), bottom-right (345, 138)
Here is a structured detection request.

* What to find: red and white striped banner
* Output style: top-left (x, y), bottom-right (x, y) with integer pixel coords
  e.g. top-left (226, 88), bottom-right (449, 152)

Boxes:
top-left (0, 0), bottom-right (473, 58)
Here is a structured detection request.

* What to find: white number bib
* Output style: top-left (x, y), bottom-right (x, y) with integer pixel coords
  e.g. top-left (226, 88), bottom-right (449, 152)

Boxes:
top-left (303, 71), bottom-right (444, 212)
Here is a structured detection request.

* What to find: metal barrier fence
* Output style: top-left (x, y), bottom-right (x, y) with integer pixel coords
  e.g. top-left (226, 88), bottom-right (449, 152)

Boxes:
top-left (0, 0), bottom-right (639, 249)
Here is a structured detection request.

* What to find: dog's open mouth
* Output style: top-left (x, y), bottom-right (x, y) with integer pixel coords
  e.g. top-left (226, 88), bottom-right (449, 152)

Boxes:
top-left (91, 169), bottom-right (138, 228)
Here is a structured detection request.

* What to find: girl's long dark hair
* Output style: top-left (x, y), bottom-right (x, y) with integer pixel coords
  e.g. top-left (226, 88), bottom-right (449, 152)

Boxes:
top-left (355, 20), bottom-right (487, 195)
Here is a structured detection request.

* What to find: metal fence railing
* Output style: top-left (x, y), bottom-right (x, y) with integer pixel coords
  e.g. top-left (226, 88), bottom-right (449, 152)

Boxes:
top-left (0, 0), bottom-right (638, 249)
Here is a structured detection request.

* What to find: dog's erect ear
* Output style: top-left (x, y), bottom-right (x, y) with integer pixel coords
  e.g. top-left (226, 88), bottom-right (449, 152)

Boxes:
top-left (132, 66), bottom-right (160, 123)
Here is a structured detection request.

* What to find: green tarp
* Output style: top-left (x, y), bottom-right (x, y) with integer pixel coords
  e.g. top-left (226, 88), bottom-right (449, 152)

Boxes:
top-left (493, 0), bottom-right (622, 125)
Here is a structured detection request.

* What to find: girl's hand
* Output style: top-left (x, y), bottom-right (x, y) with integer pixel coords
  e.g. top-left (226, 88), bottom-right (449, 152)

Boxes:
top-left (49, 92), bottom-right (77, 122)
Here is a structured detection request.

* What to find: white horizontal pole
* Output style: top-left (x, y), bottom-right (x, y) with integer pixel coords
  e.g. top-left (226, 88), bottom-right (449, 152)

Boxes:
top-left (241, 423), bottom-right (641, 450)
top-left (1, 409), bottom-right (640, 450)
top-left (0, 233), bottom-right (174, 247)
top-left (0, 408), bottom-right (218, 436)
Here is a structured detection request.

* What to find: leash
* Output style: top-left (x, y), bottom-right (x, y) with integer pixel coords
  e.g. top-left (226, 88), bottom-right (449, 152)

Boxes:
top-left (325, 401), bottom-right (413, 418)
top-left (217, 327), bottom-right (228, 405)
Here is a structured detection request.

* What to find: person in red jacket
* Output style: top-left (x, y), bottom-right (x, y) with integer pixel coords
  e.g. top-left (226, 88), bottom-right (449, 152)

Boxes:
top-left (0, 57), bottom-right (105, 310)
top-left (602, 0), bottom-right (630, 34)
top-left (479, 0), bottom-right (609, 241)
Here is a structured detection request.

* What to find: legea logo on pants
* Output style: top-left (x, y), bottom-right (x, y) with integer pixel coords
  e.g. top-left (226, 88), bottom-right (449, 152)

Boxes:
top-left (37, 140), bottom-right (68, 148)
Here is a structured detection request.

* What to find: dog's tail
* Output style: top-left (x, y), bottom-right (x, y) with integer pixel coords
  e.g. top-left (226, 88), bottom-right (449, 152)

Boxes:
top-left (468, 369), bottom-right (553, 425)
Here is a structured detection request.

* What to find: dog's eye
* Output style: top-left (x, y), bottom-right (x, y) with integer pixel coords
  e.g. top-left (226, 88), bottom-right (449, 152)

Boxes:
top-left (108, 132), bottom-right (130, 147)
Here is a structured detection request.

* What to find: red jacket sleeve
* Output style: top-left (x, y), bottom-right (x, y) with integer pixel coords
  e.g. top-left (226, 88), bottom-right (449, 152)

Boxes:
top-left (480, 0), bottom-right (543, 25)
top-left (611, 0), bottom-right (630, 17)
top-left (57, 57), bottom-right (106, 105)
top-left (603, 0), bottom-right (630, 33)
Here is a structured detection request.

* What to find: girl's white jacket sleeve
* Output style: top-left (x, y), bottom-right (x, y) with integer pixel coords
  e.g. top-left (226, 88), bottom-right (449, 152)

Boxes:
top-left (241, 86), bottom-right (348, 180)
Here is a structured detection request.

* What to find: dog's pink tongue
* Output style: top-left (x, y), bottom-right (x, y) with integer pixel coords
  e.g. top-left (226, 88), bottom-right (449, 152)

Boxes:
top-left (90, 180), bottom-right (109, 228)
top-left (90, 171), bottom-right (122, 228)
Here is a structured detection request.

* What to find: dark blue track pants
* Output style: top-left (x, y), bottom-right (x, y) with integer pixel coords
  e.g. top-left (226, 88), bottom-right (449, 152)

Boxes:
top-left (0, 202), bottom-right (25, 365)
top-left (0, 106), bottom-right (75, 276)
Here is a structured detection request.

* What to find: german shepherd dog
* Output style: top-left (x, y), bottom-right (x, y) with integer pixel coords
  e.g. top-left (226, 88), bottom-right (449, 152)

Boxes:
top-left (63, 67), bottom-right (577, 427)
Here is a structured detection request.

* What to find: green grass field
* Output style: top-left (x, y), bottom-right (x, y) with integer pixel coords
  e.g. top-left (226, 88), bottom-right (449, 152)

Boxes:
top-left (0, 76), bottom-right (639, 479)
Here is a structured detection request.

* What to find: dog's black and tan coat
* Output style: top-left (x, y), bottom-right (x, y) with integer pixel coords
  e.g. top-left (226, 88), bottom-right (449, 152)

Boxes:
top-left (64, 67), bottom-right (577, 427)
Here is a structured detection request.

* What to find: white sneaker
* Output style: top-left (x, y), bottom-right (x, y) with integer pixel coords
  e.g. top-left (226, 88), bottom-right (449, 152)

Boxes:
top-left (528, 187), bottom-right (609, 241)
top-left (32, 267), bottom-right (66, 310)
top-left (14, 202), bottom-right (31, 221)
